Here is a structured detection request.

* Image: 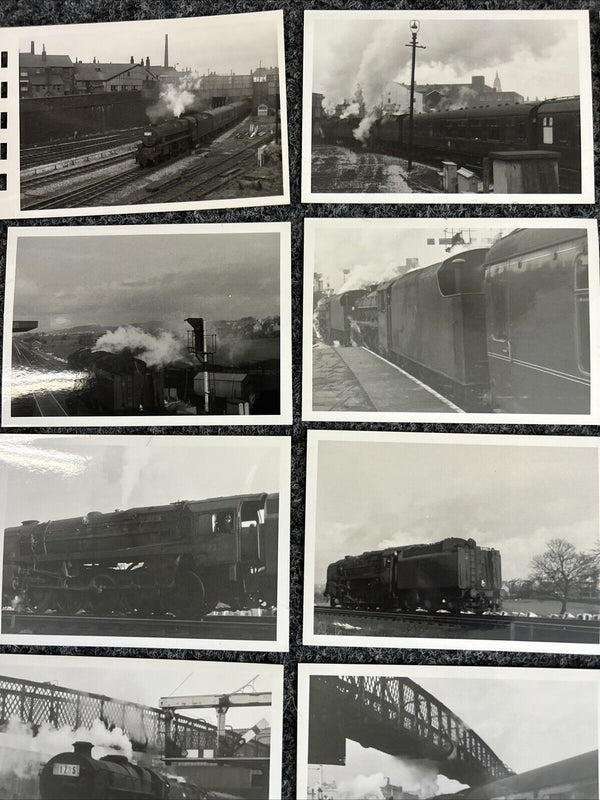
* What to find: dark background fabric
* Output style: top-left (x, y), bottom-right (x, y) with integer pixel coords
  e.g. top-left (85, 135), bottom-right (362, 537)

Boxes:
top-left (0, 1), bottom-right (599, 797)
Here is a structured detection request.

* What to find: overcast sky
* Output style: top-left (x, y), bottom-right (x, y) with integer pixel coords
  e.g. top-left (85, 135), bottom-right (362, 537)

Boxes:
top-left (21, 11), bottom-right (280, 74)
top-left (313, 440), bottom-right (598, 583)
top-left (0, 436), bottom-right (282, 529)
top-left (312, 225), bottom-right (518, 293)
top-left (2, 655), bottom-right (276, 730)
top-left (13, 233), bottom-right (280, 333)
top-left (314, 673), bottom-right (597, 795)
top-left (313, 17), bottom-right (581, 108)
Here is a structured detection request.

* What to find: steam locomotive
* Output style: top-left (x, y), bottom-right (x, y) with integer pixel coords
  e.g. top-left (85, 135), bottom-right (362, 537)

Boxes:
top-left (3, 492), bottom-right (279, 617)
top-left (319, 96), bottom-right (581, 192)
top-left (136, 100), bottom-right (252, 167)
top-left (318, 227), bottom-right (590, 414)
top-left (325, 537), bottom-right (502, 613)
top-left (67, 348), bottom-right (164, 415)
top-left (39, 741), bottom-right (241, 800)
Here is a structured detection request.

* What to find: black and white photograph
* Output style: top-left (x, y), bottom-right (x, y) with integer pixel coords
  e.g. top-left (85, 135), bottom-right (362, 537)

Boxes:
top-left (304, 431), bottom-right (600, 655)
top-left (297, 664), bottom-right (599, 800)
top-left (0, 11), bottom-right (288, 218)
top-left (302, 10), bottom-right (594, 204)
top-left (303, 218), bottom-right (599, 424)
top-left (0, 434), bottom-right (290, 650)
top-left (0, 653), bottom-right (283, 800)
top-left (2, 223), bottom-right (291, 426)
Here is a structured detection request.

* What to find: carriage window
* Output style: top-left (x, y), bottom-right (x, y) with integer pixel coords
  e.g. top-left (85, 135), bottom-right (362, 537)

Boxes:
top-left (212, 510), bottom-right (235, 534)
top-left (574, 253), bottom-right (590, 375)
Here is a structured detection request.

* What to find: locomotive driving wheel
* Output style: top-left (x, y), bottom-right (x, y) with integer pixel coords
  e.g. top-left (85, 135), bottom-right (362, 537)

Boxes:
top-left (55, 586), bottom-right (82, 615)
top-left (26, 587), bottom-right (53, 613)
top-left (166, 571), bottom-right (207, 619)
top-left (88, 574), bottom-right (116, 615)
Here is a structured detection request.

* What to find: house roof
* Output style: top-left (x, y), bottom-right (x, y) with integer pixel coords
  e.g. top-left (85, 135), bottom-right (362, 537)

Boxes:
top-left (20, 53), bottom-right (73, 68)
top-left (74, 62), bottom-right (158, 82)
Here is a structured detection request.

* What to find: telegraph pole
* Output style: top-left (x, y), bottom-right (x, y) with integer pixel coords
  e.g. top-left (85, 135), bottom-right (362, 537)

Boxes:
top-left (406, 20), bottom-right (425, 172)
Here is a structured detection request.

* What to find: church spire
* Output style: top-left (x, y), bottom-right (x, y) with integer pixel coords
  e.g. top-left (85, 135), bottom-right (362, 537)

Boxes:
top-left (493, 71), bottom-right (502, 92)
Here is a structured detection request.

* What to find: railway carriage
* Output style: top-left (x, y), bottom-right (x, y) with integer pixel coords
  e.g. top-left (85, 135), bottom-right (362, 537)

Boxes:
top-left (483, 227), bottom-right (590, 414)
top-left (324, 537), bottom-right (502, 613)
top-left (319, 96), bottom-right (581, 191)
top-left (3, 492), bottom-right (279, 618)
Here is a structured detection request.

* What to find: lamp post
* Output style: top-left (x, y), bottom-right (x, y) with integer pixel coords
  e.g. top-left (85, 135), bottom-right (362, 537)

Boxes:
top-left (406, 20), bottom-right (425, 172)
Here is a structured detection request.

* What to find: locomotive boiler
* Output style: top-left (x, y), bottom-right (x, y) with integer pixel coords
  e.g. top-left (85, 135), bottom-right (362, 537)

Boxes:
top-left (136, 100), bottom-right (252, 167)
top-left (320, 227), bottom-right (590, 414)
top-left (39, 740), bottom-right (240, 800)
top-left (325, 537), bottom-right (502, 613)
top-left (3, 492), bottom-right (279, 618)
top-left (319, 96), bottom-right (581, 192)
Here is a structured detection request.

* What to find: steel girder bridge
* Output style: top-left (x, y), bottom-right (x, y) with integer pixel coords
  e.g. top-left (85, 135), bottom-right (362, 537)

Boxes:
top-left (308, 675), bottom-right (513, 788)
top-left (0, 674), bottom-right (241, 757)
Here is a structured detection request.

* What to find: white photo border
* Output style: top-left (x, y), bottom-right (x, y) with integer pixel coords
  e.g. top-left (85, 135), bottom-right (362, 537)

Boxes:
top-left (302, 217), bottom-right (600, 425)
top-left (301, 9), bottom-right (594, 205)
top-left (2, 221), bottom-right (292, 427)
top-left (0, 10), bottom-right (290, 218)
top-left (303, 429), bottom-right (600, 656)
top-left (0, 433), bottom-right (291, 653)
top-left (296, 661), bottom-right (600, 800)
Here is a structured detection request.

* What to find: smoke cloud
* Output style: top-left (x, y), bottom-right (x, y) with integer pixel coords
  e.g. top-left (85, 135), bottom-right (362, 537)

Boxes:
top-left (0, 716), bottom-right (133, 780)
top-left (146, 72), bottom-right (211, 122)
top-left (338, 260), bottom-right (408, 294)
top-left (94, 327), bottom-right (185, 367)
top-left (315, 18), bottom-right (573, 135)
top-left (331, 759), bottom-right (468, 798)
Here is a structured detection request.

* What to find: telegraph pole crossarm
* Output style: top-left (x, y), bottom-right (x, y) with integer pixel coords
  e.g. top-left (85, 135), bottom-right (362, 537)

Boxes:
top-left (405, 20), bottom-right (426, 172)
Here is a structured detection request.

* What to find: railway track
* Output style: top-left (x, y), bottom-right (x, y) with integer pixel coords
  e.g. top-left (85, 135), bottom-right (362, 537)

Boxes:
top-left (21, 166), bottom-right (142, 210)
top-left (148, 134), bottom-right (274, 202)
top-left (21, 129), bottom-right (144, 169)
top-left (21, 151), bottom-right (135, 189)
top-left (315, 605), bottom-right (600, 643)
top-left (12, 340), bottom-right (70, 417)
top-left (3, 610), bottom-right (277, 640)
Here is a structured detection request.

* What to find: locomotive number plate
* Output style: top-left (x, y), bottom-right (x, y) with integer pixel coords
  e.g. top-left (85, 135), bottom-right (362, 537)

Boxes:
top-left (53, 763), bottom-right (80, 777)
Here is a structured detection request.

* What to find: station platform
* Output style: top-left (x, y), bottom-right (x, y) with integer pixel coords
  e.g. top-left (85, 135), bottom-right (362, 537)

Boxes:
top-left (312, 342), bottom-right (462, 413)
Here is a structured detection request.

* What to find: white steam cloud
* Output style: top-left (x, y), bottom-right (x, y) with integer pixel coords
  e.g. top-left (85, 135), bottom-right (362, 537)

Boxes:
top-left (338, 261), bottom-right (407, 293)
top-left (316, 18), bottom-right (570, 140)
top-left (0, 716), bottom-right (133, 780)
top-left (147, 72), bottom-right (212, 122)
top-left (94, 327), bottom-right (185, 367)
top-left (330, 763), bottom-right (468, 799)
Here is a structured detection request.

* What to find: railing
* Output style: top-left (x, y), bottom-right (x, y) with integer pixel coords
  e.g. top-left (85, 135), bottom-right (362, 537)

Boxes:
top-left (0, 674), bottom-right (239, 755)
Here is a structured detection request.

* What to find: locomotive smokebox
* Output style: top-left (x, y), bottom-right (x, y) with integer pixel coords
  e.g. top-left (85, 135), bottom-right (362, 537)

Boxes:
top-left (73, 741), bottom-right (93, 757)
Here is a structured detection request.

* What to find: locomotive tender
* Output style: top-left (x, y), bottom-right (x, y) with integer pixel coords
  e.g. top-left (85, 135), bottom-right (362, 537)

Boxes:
top-left (325, 537), bottom-right (502, 613)
top-left (39, 740), bottom-right (239, 800)
top-left (3, 492), bottom-right (279, 618)
top-left (319, 96), bottom-right (581, 192)
top-left (136, 100), bottom-right (252, 167)
top-left (319, 228), bottom-right (590, 414)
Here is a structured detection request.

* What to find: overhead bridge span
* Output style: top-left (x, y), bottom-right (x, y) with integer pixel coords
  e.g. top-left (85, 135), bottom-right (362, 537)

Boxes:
top-left (308, 675), bottom-right (513, 788)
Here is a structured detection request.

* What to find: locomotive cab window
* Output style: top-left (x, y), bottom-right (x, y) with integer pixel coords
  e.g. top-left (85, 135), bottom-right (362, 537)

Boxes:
top-left (543, 116), bottom-right (554, 144)
top-left (240, 500), bottom-right (265, 529)
top-left (574, 253), bottom-right (590, 375)
top-left (212, 510), bottom-right (235, 534)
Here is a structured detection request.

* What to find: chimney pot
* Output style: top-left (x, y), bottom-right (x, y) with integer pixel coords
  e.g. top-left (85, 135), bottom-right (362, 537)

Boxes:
top-left (130, 56), bottom-right (134, 65)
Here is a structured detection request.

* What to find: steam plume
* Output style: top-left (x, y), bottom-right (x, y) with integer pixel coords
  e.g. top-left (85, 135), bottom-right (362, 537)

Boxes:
top-left (94, 327), bottom-right (184, 367)
top-left (0, 716), bottom-right (132, 780)
top-left (146, 72), bottom-right (210, 122)
top-left (338, 261), bottom-right (407, 293)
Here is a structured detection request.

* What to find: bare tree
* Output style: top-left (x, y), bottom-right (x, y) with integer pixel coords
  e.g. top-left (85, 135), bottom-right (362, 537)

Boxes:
top-left (530, 538), bottom-right (596, 614)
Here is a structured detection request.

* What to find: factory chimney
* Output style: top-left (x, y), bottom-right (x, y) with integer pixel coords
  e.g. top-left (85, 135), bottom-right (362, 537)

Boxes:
top-left (164, 33), bottom-right (169, 68)
top-left (30, 41), bottom-right (34, 54)
top-left (42, 44), bottom-right (47, 62)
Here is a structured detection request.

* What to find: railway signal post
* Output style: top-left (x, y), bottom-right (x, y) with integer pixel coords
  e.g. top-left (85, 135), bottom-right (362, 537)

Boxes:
top-left (406, 20), bottom-right (425, 172)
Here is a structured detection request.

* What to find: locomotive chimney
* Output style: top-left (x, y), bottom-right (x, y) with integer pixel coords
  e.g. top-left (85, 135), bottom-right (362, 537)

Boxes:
top-left (164, 33), bottom-right (169, 68)
top-left (73, 741), bottom-right (94, 757)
